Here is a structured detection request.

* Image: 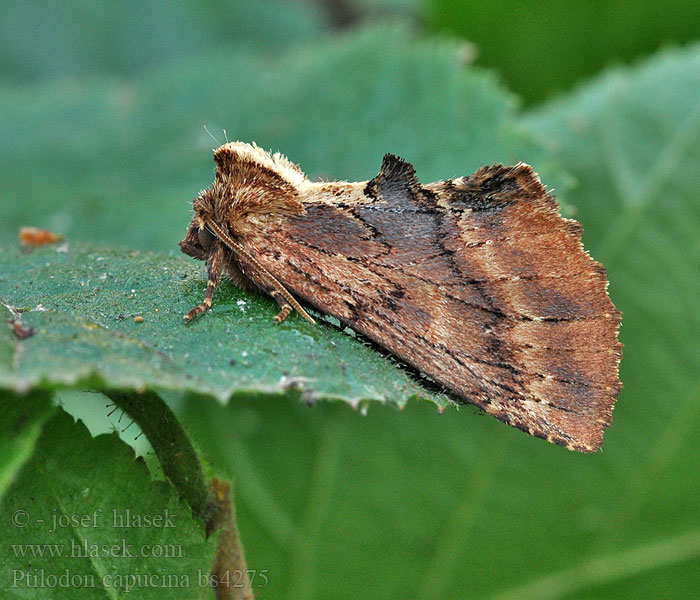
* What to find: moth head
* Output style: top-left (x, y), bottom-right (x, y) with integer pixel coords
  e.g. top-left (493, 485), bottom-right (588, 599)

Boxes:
top-left (178, 188), bottom-right (218, 261)
top-left (180, 141), bottom-right (307, 261)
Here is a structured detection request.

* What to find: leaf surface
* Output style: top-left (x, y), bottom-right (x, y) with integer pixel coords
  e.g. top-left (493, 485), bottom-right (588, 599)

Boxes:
top-left (0, 244), bottom-right (451, 409)
top-left (0, 407), bottom-right (217, 599)
top-left (0, 390), bottom-right (55, 498)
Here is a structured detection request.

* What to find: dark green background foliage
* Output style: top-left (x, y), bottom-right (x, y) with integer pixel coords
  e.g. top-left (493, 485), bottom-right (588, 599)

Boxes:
top-left (429, 0), bottom-right (700, 104)
top-left (2, 1), bottom-right (699, 599)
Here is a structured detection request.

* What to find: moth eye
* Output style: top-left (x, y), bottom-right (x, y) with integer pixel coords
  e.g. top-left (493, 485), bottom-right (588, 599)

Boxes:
top-left (198, 227), bottom-right (216, 249)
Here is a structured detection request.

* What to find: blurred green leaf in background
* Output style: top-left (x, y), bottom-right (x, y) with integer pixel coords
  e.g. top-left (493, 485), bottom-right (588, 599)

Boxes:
top-left (428, 0), bottom-right (700, 104)
top-left (0, 409), bottom-right (217, 599)
top-left (0, 0), bottom-right (327, 82)
top-left (1, 1), bottom-right (699, 599)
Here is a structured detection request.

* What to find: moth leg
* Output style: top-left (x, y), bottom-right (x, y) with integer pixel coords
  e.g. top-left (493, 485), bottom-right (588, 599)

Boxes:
top-left (250, 271), bottom-right (314, 325)
top-left (270, 290), bottom-right (293, 324)
top-left (238, 257), bottom-right (314, 325)
top-left (184, 241), bottom-right (224, 322)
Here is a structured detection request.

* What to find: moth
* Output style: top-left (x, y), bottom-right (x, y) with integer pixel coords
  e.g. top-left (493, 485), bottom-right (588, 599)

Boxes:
top-left (180, 142), bottom-right (622, 452)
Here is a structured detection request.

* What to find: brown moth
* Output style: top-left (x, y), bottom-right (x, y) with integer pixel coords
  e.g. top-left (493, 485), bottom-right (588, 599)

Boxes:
top-left (180, 142), bottom-right (622, 452)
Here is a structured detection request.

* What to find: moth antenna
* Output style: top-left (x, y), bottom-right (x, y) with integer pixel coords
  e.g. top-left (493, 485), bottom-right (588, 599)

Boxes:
top-left (223, 129), bottom-right (229, 143)
top-left (203, 125), bottom-right (221, 146)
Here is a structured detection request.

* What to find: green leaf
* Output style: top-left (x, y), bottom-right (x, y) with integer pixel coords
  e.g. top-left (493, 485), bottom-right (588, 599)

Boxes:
top-left (0, 24), bottom-right (547, 252)
top-left (0, 407), bottom-right (218, 599)
top-left (428, 0), bottom-right (700, 104)
top-left (0, 390), bottom-right (55, 499)
top-left (0, 0), bottom-right (326, 82)
top-left (0, 243), bottom-right (450, 410)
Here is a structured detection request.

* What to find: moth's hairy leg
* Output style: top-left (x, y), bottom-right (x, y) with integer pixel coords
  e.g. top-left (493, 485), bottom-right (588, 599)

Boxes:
top-left (247, 263), bottom-right (314, 325)
top-left (184, 241), bottom-right (224, 322)
top-left (270, 290), bottom-right (293, 324)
